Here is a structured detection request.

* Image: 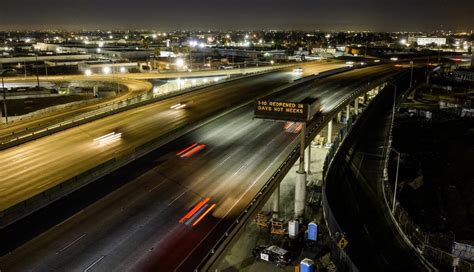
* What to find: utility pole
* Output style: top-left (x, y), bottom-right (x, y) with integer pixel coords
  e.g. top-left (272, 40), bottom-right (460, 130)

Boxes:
top-left (1, 74), bottom-right (7, 124)
top-left (35, 54), bottom-right (40, 88)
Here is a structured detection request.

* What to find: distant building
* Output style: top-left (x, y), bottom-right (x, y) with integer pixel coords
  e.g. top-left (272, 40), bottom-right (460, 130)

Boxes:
top-left (311, 48), bottom-right (337, 54)
top-left (78, 62), bottom-right (140, 74)
top-left (408, 36), bottom-right (446, 46)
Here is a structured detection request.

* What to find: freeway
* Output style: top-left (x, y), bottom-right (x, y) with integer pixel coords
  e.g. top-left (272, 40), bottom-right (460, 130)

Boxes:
top-left (0, 65), bottom-right (287, 139)
top-left (0, 62), bottom-right (341, 213)
top-left (324, 72), bottom-right (430, 270)
top-left (0, 64), bottom-right (403, 271)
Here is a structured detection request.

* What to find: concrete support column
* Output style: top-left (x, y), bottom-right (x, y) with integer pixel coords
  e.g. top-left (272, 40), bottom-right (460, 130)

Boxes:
top-left (272, 185), bottom-right (280, 219)
top-left (295, 122), bottom-right (307, 218)
top-left (346, 104), bottom-right (350, 122)
top-left (93, 86), bottom-right (99, 97)
top-left (295, 171), bottom-right (307, 218)
top-left (337, 111), bottom-right (342, 123)
top-left (304, 145), bottom-right (311, 174)
top-left (354, 97), bottom-right (359, 115)
top-left (327, 120), bottom-right (333, 144)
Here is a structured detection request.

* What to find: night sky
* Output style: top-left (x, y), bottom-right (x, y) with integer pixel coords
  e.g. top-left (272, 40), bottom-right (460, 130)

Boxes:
top-left (0, 0), bottom-right (473, 31)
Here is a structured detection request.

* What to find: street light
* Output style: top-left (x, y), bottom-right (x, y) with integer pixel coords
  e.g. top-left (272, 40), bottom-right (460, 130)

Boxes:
top-left (102, 66), bottom-right (112, 74)
top-left (1, 69), bottom-right (15, 124)
top-left (391, 148), bottom-right (401, 213)
top-left (175, 58), bottom-right (185, 69)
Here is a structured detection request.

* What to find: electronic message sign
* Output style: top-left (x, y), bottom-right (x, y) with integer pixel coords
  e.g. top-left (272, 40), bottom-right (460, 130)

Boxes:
top-left (254, 100), bottom-right (310, 121)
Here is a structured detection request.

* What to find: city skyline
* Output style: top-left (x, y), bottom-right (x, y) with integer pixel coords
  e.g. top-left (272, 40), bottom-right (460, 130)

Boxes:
top-left (0, 0), bottom-right (473, 32)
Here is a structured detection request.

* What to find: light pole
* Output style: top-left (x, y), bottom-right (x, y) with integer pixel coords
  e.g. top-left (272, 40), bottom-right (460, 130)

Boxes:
top-left (1, 69), bottom-right (15, 124)
top-left (409, 61), bottom-right (414, 88)
top-left (391, 148), bottom-right (401, 213)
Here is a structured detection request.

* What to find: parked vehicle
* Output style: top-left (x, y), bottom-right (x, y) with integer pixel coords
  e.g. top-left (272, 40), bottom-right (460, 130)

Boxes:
top-left (253, 245), bottom-right (292, 267)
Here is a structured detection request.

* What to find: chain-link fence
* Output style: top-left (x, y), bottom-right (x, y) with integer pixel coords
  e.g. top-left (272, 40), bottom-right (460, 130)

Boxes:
top-left (381, 90), bottom-right (474, 272)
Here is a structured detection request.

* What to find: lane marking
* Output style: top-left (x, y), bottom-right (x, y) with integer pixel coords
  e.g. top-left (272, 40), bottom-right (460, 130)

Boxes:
top-left (232, 163), bottom-right (247, 176)
top-left (168, 190), bottom-right (188, 206)
top-left (83, 255), bottom-right (105, 272)
top-left (149, 181), bottom-right (165, 192)
top-left (218, 154), bottom-right (232, 166)
top-left (56, 234), bottom-right (87, 254)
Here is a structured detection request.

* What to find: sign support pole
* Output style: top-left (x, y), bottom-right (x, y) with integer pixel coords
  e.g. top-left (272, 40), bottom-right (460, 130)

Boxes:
top-left (295, 122), bottom-right (307, 218)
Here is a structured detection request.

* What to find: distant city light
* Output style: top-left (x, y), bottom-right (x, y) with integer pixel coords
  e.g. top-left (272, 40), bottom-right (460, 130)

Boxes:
top-left (102, 67), bottom-right (112, 74)
top-left (84, 69), bottom-right (92, 76)
top-left (175, 58), bottom-right (185, 68)
top-left (120, 67), bottom-right (126, 73)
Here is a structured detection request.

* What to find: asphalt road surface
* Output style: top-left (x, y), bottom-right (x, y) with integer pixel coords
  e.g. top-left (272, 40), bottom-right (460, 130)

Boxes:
top-left (0, 66), bottom-right (290, 139)
top-left (0, 64), bottom-right (403, 271)
top-left (324, 72), bottom-right (429, 271)
top-left (0, 62), bottom-right (342, 212)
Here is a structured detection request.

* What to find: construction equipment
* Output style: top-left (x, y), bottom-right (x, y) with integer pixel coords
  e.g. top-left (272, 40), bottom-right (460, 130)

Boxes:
top-left (255, 211), bottom-right (271, 228)
top-left (271, 219), bottom-right (288, 236)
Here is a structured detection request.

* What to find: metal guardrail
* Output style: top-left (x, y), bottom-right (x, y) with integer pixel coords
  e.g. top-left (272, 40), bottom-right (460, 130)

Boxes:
top-left (0, 66), bottom-right (285, 150)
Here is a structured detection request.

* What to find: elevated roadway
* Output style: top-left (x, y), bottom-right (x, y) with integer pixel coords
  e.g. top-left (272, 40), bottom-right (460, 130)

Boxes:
top-left (323, 73), bottom-right (433, 270)
top-left (0, 65), bottom-right (290, 139)
top-left (0, 62), bottom-right (342, 214)
top-left (0, 64), bottom-right (404, 271)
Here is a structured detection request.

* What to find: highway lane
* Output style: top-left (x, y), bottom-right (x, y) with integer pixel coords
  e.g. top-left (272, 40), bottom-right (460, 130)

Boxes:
top-left (0, 62), bottom-right (342, 213)
top-left (0, 65), bottom-right (404, 271)
top-left (0, 77), bottom-right (153, 138)
top-left (0, 65), bottom-right (290, 136)
top-left (324, 73), bottom-right (429, 270)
